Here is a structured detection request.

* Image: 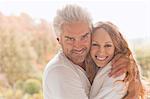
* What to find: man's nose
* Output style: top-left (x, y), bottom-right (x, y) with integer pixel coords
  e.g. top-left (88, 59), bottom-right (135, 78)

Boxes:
top-left (73, 40), bottom-right (82, 48)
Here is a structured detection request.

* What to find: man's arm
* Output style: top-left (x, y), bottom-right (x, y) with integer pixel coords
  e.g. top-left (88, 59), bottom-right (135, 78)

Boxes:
top-left (43, 66), bottom-right (88, 99)
top-left (109, 54), bottom-right (130, 78)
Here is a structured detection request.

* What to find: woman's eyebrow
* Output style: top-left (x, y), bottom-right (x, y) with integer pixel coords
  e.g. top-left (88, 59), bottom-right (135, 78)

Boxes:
top-left (105, 41), bottom-right (113, 43)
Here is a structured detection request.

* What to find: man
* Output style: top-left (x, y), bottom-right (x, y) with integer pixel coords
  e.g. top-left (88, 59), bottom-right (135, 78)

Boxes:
top-left (43, 4), bottom-right (129, 99)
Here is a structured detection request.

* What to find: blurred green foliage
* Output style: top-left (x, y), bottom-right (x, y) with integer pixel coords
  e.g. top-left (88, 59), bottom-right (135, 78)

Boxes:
top-left (23, 79), bottom-right (41, 95)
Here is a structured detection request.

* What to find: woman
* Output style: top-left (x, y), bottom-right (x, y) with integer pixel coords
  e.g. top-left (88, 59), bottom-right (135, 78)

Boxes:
top-left (86, 21), bottom-right (145, 99)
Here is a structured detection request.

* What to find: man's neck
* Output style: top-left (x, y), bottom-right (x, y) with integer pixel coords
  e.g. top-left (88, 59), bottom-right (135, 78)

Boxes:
top-left (78, 62), bottom-right (86, 70)
top-left (63, 53), bottom-right (86, 70)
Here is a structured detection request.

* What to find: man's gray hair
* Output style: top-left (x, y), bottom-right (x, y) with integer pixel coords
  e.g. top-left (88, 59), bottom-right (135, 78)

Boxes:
top-left (53, 4), bottom-right (92, 37)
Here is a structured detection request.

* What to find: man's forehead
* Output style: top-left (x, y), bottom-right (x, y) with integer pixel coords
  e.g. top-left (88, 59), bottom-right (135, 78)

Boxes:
top-left (63, 22), bottom-right (90, 30)
top-left (63, 27), bottom-right (90, 35)
top-left (62, 30), bottom-right (91, 37)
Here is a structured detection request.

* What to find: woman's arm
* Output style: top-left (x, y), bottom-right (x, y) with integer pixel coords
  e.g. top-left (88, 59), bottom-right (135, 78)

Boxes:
top-left (90, 64), bottom-right (128, 99)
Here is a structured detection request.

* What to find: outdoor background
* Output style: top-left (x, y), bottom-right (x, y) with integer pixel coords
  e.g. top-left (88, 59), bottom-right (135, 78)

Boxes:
top-left (0, 0), bottom-right (150, 99)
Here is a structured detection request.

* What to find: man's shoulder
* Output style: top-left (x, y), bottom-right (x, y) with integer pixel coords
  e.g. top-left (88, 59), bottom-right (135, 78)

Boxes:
top-left (43, 62), bottom-right (80, 83)
top-left (45, 52), bottom-right (71, 69)
top-left (44, 52), bottom-right (65, 71)
top-left (43, 52), bottom-right (78, 77)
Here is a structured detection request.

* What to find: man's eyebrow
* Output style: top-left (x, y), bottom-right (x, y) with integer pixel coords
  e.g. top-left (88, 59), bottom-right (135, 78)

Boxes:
top-left (82, 32), bottom-right (90, 37)
top-left (64, 36), bottom-right (74, 39)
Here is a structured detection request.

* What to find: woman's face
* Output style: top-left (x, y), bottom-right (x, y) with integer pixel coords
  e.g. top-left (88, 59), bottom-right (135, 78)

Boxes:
top-left (90, 28), bottom-right (115, 67)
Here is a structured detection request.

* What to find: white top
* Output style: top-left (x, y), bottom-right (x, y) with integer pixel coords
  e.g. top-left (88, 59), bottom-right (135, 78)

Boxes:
top-left (90, 62), bottom-right (128, 99)
top-left (43, 51), bottom-right (91, 99)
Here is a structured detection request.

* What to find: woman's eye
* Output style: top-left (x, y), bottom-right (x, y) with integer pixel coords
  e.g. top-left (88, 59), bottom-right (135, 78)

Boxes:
top-left (92, 43), bottom-right (98, 46)
top-left (105, 44), bottom-right (112, 47)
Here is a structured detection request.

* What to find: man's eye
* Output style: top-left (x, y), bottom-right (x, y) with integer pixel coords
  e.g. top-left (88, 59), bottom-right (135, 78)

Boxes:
top-left (68, 38), bottom-right (74, 40)
top-left (81, 33), bottom-right (90, 40)
top-left (81, 36), bottom-right (88, 40)
top-left (66, 37), bottom-right (74, 41)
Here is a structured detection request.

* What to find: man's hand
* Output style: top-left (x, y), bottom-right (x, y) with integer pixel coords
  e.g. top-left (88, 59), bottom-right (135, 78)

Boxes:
top-left (109, 54), bottom-right (130, 78)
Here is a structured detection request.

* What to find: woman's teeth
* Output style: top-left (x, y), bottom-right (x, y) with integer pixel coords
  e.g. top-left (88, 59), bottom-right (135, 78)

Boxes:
top-left (96, 56), bottom-right (107, 61)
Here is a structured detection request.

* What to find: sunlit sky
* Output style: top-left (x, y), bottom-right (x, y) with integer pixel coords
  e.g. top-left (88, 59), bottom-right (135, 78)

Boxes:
top-left (0, 0), bottom-right (150, 39)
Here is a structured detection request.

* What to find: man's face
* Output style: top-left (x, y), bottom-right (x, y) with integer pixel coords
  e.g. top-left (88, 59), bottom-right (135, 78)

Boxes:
top-left (58, 22), bottom-right (91, 66)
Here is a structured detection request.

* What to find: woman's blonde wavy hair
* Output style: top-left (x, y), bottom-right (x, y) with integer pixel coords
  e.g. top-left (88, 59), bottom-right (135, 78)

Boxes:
top-left (85, 21), bottom-right (146, 99)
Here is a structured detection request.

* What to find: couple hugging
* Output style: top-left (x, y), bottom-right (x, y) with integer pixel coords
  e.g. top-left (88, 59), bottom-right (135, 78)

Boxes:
top-left (43, 4), bottom-right (146, 99)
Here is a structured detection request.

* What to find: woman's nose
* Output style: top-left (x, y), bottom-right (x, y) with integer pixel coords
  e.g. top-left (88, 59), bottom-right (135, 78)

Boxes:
top-left (98, 47), bottom-right (105, 54)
